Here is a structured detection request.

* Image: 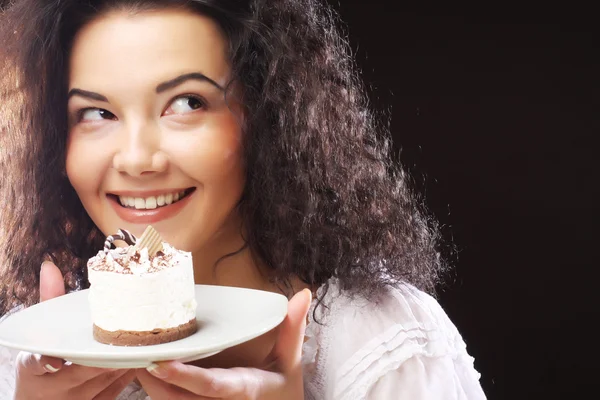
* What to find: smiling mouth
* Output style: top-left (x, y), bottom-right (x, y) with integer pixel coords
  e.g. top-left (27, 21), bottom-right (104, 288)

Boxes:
top-left (109, 188), bottom-right (196, 210)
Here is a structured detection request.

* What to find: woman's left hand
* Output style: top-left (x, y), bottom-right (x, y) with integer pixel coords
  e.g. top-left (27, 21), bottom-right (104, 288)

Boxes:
top-left (136, 288), bottom-right (312, 400)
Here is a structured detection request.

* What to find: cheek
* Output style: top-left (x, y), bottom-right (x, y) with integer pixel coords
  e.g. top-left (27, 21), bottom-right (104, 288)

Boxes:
top-left (65, 136), bottom-right (106, 198)
top-left (198, 141), bottom-right (243, 181)
top-left (170, 120), bottom-right (245, 185)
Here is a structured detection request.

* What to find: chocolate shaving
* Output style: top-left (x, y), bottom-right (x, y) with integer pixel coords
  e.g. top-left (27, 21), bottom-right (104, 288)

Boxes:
top-left (130, 252), bottom-right (141, 263)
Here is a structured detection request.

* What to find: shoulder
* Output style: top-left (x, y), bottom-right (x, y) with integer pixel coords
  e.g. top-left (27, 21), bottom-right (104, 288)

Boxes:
top-left (303, 280), bottom-right (484, 399)
top-left (310, 281), bottom-right (470, 361)
top-left (336, 282), bottom-right (461, 337)
top-left (310, 280), bottom-right (467, 359)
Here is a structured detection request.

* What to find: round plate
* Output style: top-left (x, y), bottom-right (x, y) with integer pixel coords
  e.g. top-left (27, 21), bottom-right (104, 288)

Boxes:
top-left (0, 285), bottom-right (288, 368)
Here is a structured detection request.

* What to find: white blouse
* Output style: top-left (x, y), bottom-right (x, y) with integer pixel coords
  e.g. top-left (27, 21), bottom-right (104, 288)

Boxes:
top-left (302, 279), bottom-right (486, 399)
top-left (0, 280), bottom-right (486, 399)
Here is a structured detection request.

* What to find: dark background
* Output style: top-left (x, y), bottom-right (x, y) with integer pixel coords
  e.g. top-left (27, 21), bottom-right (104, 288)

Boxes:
top-left (330, 3), bottom-right (597, 399)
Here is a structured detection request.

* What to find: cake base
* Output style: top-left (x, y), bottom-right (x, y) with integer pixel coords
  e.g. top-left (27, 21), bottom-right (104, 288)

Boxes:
top-left (93, 318), bottom-right (198, 346)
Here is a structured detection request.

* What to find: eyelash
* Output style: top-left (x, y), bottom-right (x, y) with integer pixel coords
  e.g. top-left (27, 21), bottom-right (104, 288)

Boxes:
top-left (75, 107), bottom-right (110, 123)
top-left (74, 94), bottom-right (209, 123)
top-left (164, 94), bottom-right (208, 114)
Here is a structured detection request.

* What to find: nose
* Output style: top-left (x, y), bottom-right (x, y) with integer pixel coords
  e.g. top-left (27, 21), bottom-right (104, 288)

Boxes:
top-left (112, 122), bottom-right (168, 176)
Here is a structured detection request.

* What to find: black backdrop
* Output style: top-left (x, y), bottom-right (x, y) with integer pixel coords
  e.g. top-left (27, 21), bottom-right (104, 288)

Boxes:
top-left (331, 3), bottom-right (597, 400)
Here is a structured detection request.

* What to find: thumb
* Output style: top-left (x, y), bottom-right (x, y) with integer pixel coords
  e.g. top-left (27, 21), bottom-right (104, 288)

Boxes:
top-left (273, 288), bottom-right (312, 373)
top-left (39, 261), bottom-right (66, 302)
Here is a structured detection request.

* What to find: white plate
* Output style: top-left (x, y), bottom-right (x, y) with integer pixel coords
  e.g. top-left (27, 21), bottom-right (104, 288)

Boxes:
top-left (0, 285), bottom-right (288, 368)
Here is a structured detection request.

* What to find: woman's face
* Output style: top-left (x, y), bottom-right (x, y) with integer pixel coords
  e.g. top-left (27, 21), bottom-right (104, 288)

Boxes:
top-left (66, 9), bottom-right (245, 255)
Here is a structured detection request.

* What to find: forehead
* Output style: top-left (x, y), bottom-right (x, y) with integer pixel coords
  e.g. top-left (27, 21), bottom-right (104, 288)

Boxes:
top-left (68, 9), bottom-right (231, 89)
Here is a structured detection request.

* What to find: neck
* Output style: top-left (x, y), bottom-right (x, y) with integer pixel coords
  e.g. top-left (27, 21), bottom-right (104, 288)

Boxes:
top-left (189, 210), bottom-right (273, 292)
top-left (191, 216), bottom-right (313, 296)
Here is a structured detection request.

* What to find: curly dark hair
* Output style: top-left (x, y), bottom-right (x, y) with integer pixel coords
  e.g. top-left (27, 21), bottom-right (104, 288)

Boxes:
top-left (0, 0), bottom-right (447, 317)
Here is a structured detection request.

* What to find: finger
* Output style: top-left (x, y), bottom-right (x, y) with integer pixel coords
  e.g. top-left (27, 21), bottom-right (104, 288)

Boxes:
top-left (72, 369), bottom-right (130, 397)
top-left (40, 261), bottom-right (66, 302)
top-left (137, 368), bottom-right (199, 400)
top-left (16, 352), bottom-right (65, 376)
top-left (85, 369), bottom-right (136, 400)
top-left (93, 370), bottom-right (137, 400)
top-left (273, 288), bottom-right (312, 373)
top-left (41, 364), bottom-right (116, 387)
top-left (145, 361), bottom-right (282, 398)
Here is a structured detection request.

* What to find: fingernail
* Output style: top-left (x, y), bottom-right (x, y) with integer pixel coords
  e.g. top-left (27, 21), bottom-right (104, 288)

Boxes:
top-left (40, 261), bottom-right (52, 273)
top-left (304, 288), bottom-right (313, 301)
top-left (44, 364), bottom-right (60, 373)
top-left (146, 363), bottom-right (168, 378)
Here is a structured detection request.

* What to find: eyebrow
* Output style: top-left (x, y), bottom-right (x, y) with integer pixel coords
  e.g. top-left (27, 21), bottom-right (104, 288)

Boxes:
top-left (67, 89), bottom-right (109, 102)
top-left (67, 72), bottom-right (225, 103)
top-left (155, 72), bottom-right (225, 93)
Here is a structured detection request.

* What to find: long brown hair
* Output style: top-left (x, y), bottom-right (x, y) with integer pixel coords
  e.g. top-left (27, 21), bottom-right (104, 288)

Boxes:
top-left (0, 0), bottom-right (447, 316)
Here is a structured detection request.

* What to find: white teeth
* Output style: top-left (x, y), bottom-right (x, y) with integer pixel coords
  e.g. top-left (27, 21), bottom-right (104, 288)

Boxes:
top-left (118, 191), bottom-right (188, 209)
top-left (145, 197), bottom-right (157, 209)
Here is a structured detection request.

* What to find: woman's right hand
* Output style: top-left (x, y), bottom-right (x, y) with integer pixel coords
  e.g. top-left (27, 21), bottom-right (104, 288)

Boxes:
top-left (13, 261), bottom-right (136, 400)
top-left (14, 354), bottom-right (135, 400)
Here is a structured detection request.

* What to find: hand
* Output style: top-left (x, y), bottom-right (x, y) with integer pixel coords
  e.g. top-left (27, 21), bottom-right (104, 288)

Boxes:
top-left (14, 261), bottom-right (136, 400)
top-left (136, 288), bottom-right (312, 400)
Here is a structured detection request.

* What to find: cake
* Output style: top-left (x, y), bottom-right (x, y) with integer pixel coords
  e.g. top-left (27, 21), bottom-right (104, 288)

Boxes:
top-left (87, 227), bottom-right (198, 346)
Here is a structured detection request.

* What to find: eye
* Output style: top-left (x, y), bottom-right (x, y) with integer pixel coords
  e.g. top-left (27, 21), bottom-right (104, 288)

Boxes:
top-left (78, 108), bottom-right (116, 122)
top-left (164, 95), bottom-right (206, 115)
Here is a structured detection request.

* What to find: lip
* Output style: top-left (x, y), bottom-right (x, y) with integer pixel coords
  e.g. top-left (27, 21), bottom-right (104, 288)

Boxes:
top-left (108, 188), bottom-right (195, 224)
top-left (109, 188), bottom-right (190, 197)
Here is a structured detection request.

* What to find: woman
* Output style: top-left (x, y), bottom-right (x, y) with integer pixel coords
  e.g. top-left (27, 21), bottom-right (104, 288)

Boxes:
top-left (0, 0), bottom-right (486, 398)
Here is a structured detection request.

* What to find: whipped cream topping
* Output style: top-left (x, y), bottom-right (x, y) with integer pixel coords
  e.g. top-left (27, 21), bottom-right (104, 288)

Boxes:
top-left (87, 243), bottom-right (186, 275)
top-left (87, 242), bottom-right (197, 332)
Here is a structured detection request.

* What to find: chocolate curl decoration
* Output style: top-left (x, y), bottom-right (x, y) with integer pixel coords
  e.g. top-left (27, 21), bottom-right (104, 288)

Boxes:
top-left (103, 229), bottom-right (137, 253)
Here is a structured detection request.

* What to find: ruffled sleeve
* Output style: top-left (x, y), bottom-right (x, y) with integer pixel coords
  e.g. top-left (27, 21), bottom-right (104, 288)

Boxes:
top-left (366, 353), bottom-right (486, 399)
top-left (302, 280), bottom-right (486, 399)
